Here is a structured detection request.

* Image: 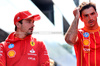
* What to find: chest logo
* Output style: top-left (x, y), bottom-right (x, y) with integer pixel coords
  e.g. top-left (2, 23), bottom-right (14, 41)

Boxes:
top-left (30, 41), bottom-right (35, 46)
top-left (27, 49), bottom-right (37, 56)
top-left (83, 39), bottom-right (90, 46)
top-left (7, 50), bottom-right (16, 58)
top-left (8, 44), bottom-right (14, 48)
top-left (30, 49), bottom-right (35, 53)
top-left (83, 32), bottom-right (89, 38)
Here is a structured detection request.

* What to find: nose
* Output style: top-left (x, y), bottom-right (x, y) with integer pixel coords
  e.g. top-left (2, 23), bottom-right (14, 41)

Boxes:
top-left (31, 23), bottom-right (35, 27)
top-left (32, 22), bottom-right (35, 27)
top-left (88, 15), bottom-right (92, 20)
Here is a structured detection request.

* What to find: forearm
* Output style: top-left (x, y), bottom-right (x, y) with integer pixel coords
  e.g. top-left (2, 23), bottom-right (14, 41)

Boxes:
top-left (65, 17), bottom-right (79, 45)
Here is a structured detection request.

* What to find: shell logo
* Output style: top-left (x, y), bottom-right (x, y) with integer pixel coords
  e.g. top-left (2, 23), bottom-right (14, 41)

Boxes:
top-left (83, 39), bottom-right (90, 46)
top-left (7, 50), bottom-right (16, 58)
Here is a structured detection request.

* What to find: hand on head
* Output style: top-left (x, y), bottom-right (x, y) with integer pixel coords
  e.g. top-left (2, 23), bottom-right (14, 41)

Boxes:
top-left (73, 7), bottom-right (80, 19)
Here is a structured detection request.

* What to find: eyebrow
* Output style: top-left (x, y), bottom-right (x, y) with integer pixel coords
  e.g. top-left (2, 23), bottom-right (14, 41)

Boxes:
top-left (91, 11), bottom-right (96, 14)
top-left (83, 11), bottom-right (96, 16)
top-left (25, 19), bottom-right (31, 21)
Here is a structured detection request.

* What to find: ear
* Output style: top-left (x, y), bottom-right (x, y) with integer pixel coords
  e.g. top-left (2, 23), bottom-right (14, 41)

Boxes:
top-left (97, 12), bottom-right (98, 17)
top-left (16, 22), bottom-right (21, 29)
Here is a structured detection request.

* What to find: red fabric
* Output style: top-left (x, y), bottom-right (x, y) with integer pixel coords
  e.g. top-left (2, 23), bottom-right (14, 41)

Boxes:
top-left (1, 32), bottom-right (50, 66)
top-left (0, 44), bottom-right (6, 66)
top-left (14, 11), bottom-right (40, 25)
top-left (74, 27), bottom-right (100, 66)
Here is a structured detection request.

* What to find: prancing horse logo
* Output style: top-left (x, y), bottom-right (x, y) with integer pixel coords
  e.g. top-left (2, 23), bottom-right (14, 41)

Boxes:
top-left (30, 41), bottom-right (35, 46)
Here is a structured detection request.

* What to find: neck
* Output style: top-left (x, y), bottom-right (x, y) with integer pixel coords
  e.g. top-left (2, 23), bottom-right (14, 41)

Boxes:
top-left (15, 31), bottom-right (26, 39)
top-left (84, 24), bottom-right (99, 30)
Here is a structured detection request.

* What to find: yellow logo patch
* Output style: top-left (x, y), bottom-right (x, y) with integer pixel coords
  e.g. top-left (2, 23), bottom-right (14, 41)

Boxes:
top-left (83, 39), bottom-right (90, 46)
top-left (7, 50), bottom-right (16, 58)
top-left (30, 41), bottom-right (35, 46)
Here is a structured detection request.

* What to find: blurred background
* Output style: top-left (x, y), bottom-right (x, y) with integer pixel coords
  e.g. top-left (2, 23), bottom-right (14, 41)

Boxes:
top-left (0, 0), bottom-right (99, 66)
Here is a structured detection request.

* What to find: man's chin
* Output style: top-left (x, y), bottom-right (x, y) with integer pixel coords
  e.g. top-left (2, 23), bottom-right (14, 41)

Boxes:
top-left (27, 32), bottom-right (33, 35)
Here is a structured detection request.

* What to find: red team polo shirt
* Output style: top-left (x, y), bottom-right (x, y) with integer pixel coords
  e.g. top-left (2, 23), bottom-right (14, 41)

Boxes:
top-left (0, 32), bottom-right (50, 66)
top-left (74, 27), bottom-right (100, 66)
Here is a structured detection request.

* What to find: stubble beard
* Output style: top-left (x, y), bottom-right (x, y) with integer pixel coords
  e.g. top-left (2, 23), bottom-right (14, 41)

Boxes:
top-left (26, 31), bottom-right (33, 36)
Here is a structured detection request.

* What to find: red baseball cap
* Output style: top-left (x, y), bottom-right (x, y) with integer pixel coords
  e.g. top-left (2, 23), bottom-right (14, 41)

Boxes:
top-left (14, 10), bottom-right (40, 25)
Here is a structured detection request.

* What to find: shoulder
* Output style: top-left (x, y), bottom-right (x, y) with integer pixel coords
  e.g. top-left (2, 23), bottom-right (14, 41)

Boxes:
top-left (0, 42), bottom-right (4, 48)
top-left (78, 28), bottom-right (84, 32)
top-left (0, 41), bottom-right (10, 49)
top-left (78, 28), bottom-right (85, 36)
top-left (0, 41), bottom-right (6, 46)
top-left (74, 28), bottom-right (84, 44)
top-left (0, 42), bottom-right (6, 49)
top-left (31, 37), bottom-right (44, 45)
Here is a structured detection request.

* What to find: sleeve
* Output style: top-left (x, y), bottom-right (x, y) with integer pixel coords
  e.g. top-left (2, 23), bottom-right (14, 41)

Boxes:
top-left (0, 43), bottom-right (6, 66)
top-left (74, 30), bottom-right (83, 58)
top-left (74, 30), bottom-right (82, 45)
top-left (38, 41), bottom-right (50, 66)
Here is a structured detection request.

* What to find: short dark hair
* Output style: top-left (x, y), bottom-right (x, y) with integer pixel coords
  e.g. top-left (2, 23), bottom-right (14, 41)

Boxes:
top-left (79, 2), bottom-right (96, 18)
top-left (15, 20), bottom-right (23, 31)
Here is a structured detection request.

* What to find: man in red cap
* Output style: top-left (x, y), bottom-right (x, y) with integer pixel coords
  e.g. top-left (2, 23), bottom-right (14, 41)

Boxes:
top-left (0, 10), bottom-right (50, 66)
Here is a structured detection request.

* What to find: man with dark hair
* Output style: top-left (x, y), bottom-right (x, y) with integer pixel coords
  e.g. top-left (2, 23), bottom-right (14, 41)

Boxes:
top-left (0, 10), bottom-right (50, 66)
top-left (65, 2), bottom-right (100, 66)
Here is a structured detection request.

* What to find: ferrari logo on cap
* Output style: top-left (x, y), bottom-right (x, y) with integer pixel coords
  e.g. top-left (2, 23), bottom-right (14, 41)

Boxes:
top-left (30, 41), bottom-right (35, 46)
top-left (17, 17), bottom-right (20, 20)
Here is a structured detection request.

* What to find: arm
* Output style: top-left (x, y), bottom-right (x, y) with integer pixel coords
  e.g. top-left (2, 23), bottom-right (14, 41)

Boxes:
top-left (0, 43), bottom-right (6, 66)
top-left (38, 41), bottom-right (50, 66)
top-left (65, 7), bottom-right (80, 45)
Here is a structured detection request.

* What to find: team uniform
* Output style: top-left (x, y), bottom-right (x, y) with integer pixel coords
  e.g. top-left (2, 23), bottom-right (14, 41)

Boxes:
top-left (74, 27), bottom-right (100, 66)
top-left (0, 32), bottom-right (50, 66)
top-left (0, 44), bottom-right (6, 66)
